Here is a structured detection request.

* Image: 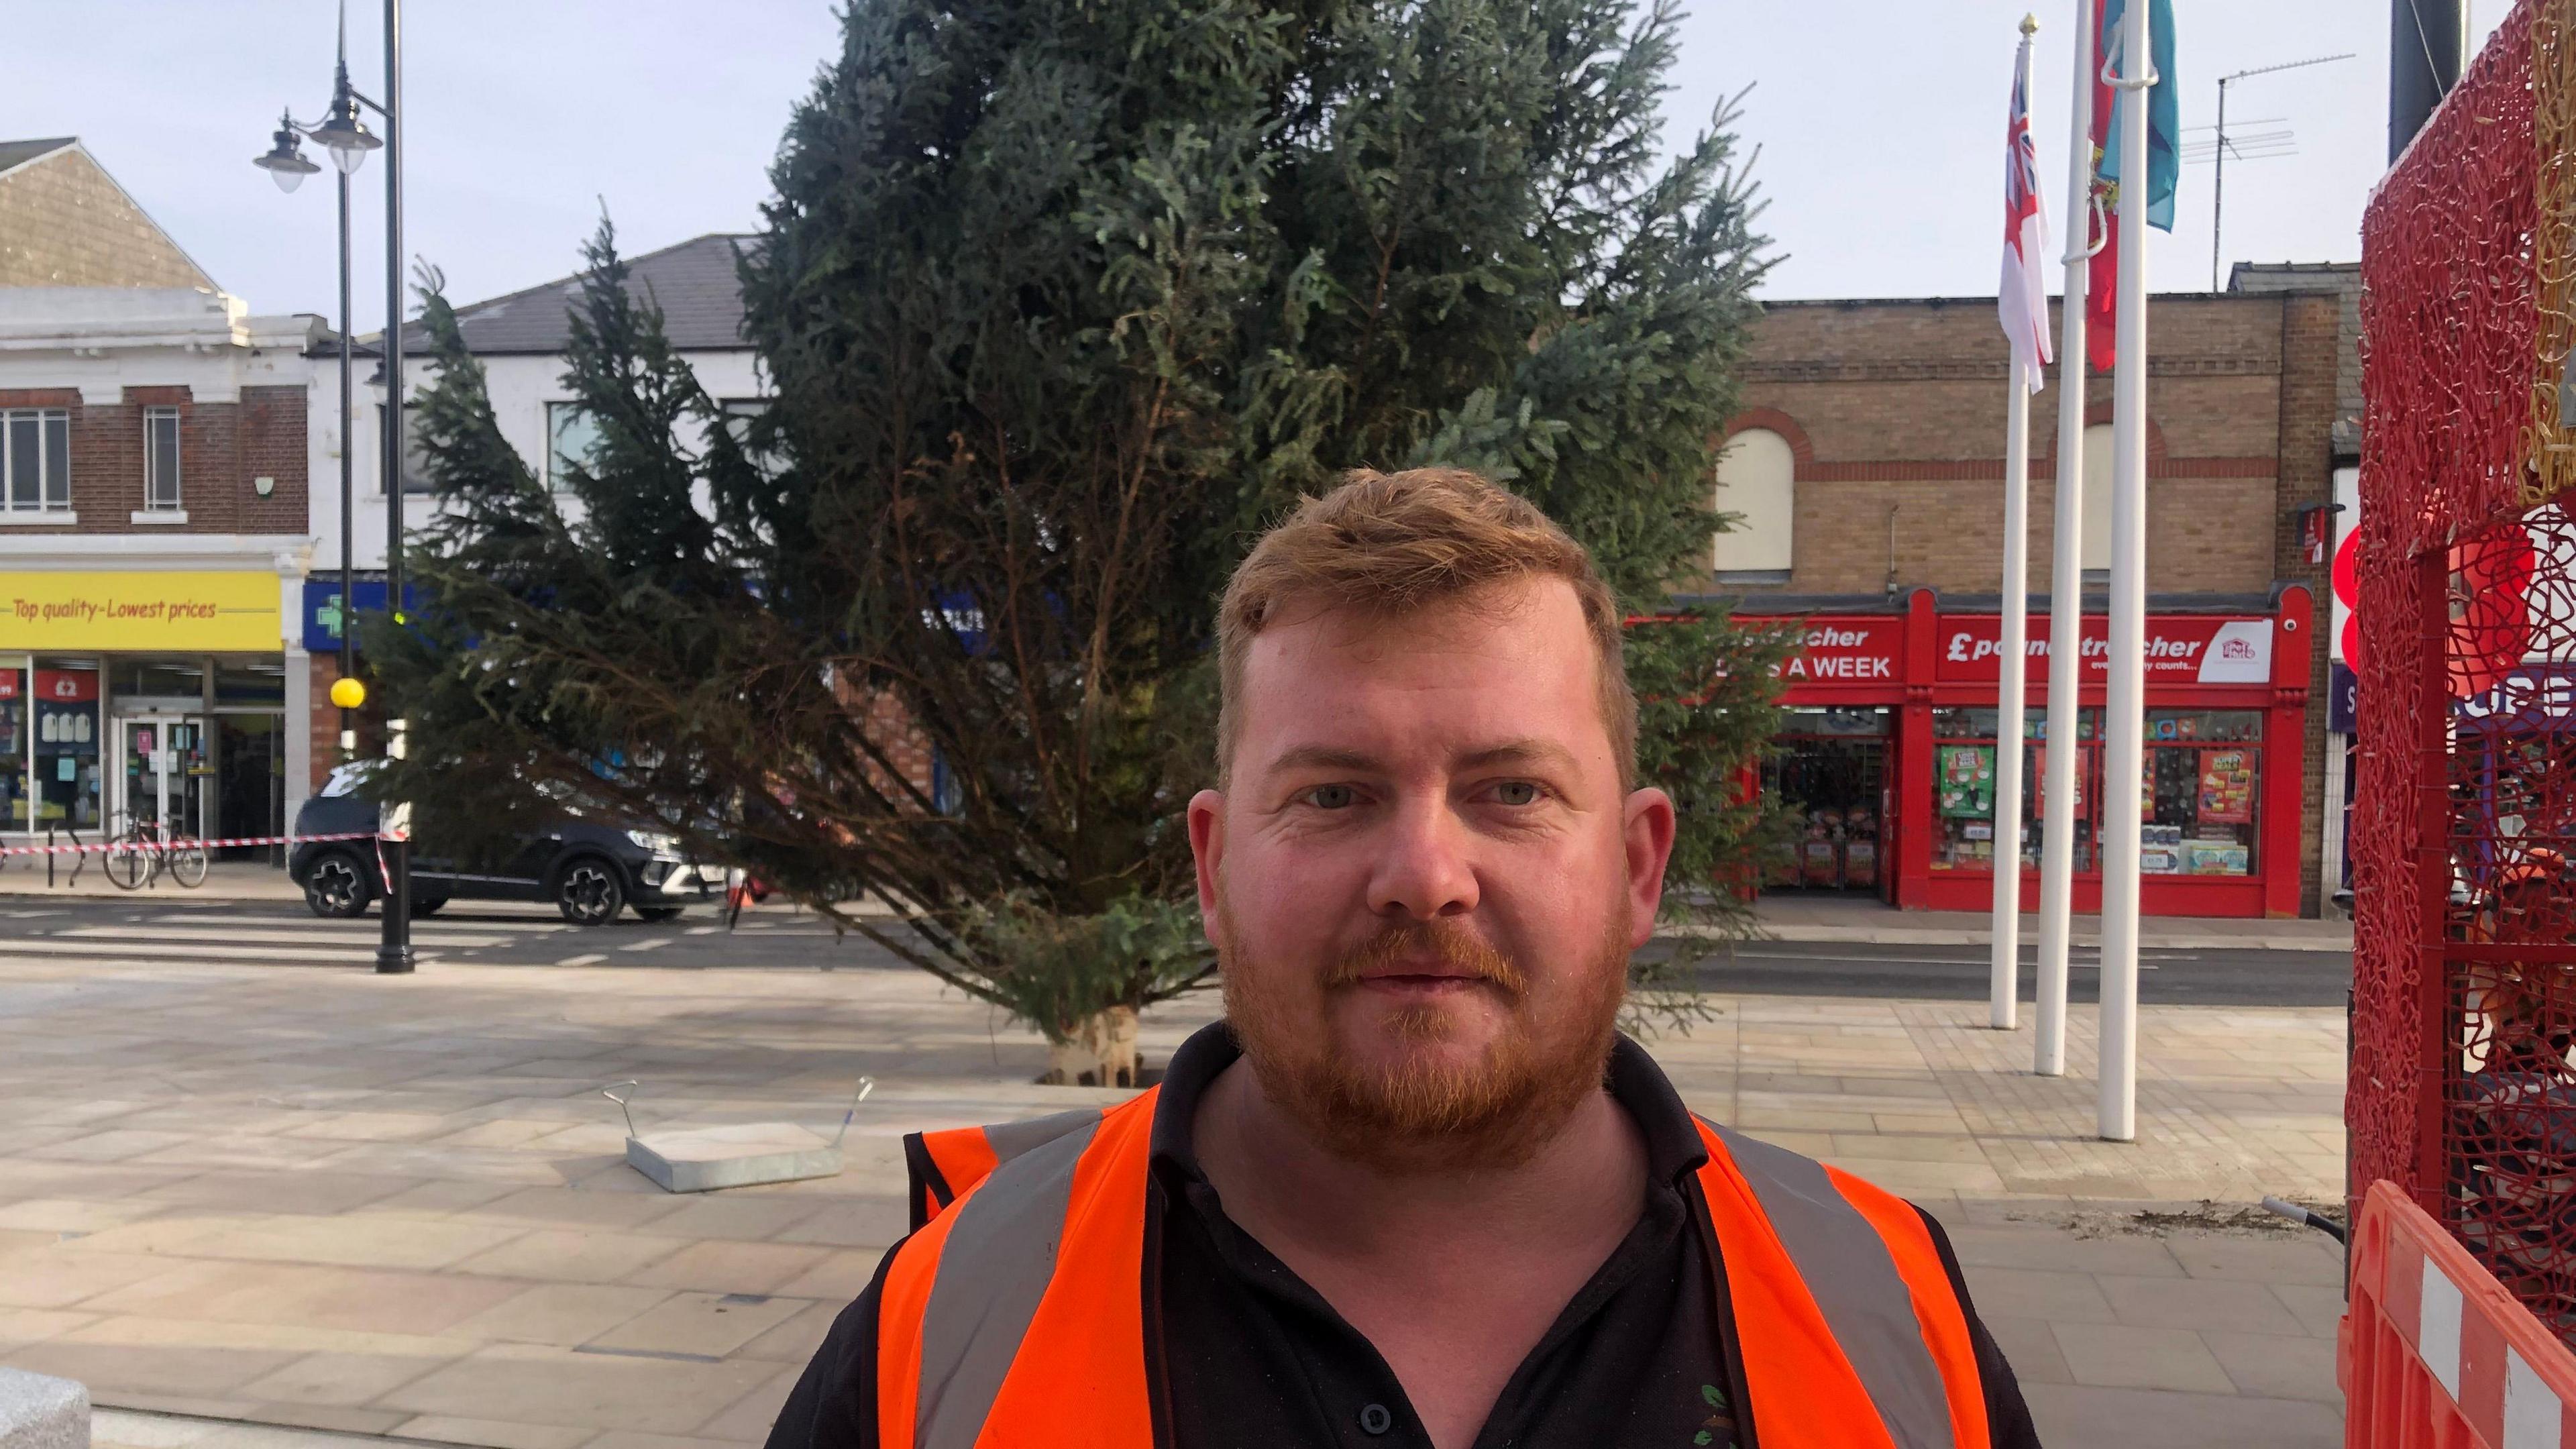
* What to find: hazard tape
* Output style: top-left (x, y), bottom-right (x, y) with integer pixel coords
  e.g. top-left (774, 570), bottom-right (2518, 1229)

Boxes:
top-left (0, 830), bottom-right (399, 858)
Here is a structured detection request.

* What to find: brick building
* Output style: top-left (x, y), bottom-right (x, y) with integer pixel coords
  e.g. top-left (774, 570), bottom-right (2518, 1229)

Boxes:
top-left (0, 139), bottom-right (321, 858)
top-left (1703, 278), bottom-right (2348, 918)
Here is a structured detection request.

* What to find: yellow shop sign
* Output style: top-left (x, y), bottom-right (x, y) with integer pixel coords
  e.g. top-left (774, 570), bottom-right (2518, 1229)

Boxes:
top-left (0, 571), bottom-right (282, 652)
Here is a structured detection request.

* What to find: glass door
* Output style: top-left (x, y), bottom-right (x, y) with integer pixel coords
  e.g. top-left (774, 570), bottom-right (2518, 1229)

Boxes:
top-left (115, 716), bottom-right (208, 839)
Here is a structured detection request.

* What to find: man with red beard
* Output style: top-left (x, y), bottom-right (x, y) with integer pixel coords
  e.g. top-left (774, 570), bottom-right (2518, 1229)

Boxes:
top-left (769, 469), bottom-right (2038, 1449)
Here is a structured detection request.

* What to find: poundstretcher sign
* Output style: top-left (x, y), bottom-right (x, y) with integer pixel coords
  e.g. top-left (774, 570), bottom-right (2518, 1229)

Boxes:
top-left (1774, 617), bottom-right (1903, 683)
top-left (0, 571), bottom-right (282, 653)
top-left (1936, 615), bottom-right (2273, 684)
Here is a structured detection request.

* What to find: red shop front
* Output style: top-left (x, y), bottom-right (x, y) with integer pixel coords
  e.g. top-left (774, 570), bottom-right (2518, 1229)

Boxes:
top-left (1743, 587), bottom-right (2312, 918)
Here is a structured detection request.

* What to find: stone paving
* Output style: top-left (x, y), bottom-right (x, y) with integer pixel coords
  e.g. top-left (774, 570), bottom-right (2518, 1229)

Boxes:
top-left (0, 953), bottom-right (2349, 1449)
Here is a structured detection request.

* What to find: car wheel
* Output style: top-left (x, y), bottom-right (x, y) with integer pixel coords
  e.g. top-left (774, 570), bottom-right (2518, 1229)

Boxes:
top-left (304, 851), bottom-right (374, 918)
top-left (556, 858), bottom-right (626, 926)
top-left (635, 906), bottom-right (683, 922)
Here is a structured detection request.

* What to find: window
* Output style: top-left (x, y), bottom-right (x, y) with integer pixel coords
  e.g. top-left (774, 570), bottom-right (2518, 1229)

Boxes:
top-left (1929, 707), bottom-right (2042, 874)
top-left (374, 405), bottom-right (433, 494)
top-left (144, 407), bottom-right (182, 512)
top-left (2141, 709), bottom-right (2262, 877)
top-left (1, 410), bottom-right (71, 514)
top-left (1712, 427), bottom-right (1795, 580)
top-left (548, 402), bottom-right (602, 490)
top-left (720, 398), bottom-right (780, 475)
top-left (2078, 422), bottom-right (2114, 577)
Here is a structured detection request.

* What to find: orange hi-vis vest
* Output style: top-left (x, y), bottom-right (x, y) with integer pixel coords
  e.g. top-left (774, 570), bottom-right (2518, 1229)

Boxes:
top-left (887, 1092), bottom-right (1989, 1449)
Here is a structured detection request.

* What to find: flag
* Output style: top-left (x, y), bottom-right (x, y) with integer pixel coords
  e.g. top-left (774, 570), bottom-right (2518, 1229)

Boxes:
top-left (2084, 0), bottom-right (2117, 374)
top-left (2000, 33), bottom-right (2053, 390)
top-left (2099, 0), bottom-right (2180, 231)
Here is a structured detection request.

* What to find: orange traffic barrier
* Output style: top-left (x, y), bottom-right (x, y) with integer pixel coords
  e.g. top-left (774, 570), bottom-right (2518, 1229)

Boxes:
top-left (2344, 1179), bottom-right (2576, 1446)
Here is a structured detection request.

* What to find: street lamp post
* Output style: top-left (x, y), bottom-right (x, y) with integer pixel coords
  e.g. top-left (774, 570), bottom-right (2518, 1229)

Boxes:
top-left (376, 0), bottom-right (414, 975)
top-left (256, 0), bottom-right (411, 973)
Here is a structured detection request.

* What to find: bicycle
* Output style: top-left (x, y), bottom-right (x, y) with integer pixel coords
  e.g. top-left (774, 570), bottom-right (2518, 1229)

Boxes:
top-left (103, 815), bottom-right (209, 891)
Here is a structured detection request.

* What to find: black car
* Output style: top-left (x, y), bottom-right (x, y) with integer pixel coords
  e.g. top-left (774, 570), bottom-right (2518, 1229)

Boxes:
top-left (288, 767), bottom-right (714, 924)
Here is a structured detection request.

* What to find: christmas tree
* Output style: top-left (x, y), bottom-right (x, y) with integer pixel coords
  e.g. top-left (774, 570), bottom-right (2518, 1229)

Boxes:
top-left (377, 0), bottom-right (1790, 1059)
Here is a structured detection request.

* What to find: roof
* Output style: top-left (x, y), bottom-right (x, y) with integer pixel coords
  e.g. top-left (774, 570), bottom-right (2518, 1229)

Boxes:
top-left (385, 233), bottom-right (757, 356)
top-left (0, 138), bottom-right (75, 178)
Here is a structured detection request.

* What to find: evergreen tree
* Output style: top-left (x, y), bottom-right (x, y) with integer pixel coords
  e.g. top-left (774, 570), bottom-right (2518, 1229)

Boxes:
top-left (376, 0), bottom-right (1791, 1040)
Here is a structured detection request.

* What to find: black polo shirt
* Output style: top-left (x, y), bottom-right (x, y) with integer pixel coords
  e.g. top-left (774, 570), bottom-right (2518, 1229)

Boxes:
top-left (766, 1022), bottom-right (2040, 1449)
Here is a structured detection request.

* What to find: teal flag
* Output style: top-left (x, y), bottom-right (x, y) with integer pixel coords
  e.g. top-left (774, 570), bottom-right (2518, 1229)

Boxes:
top-left (2098, 0), bottom-right (2178, 231)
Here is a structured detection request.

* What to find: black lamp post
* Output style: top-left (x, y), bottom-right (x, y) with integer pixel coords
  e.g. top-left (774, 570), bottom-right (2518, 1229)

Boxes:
top-left (257, 0), bottom-right (413, 973)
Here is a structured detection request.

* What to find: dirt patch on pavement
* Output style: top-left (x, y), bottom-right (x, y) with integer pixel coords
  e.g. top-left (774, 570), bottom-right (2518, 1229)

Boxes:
top-left (1993, 1198), bottom-right (2347, 1240)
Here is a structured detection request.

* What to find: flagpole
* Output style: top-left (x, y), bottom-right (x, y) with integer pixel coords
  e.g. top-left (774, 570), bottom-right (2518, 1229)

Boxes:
top-left (1991, 16), bottom-right (2041, 1033)
top-left (2035, 0), bottom-right (2097, 1078)
top-left (1993, 356), bottom-right (2033, 1030)
top-left (2099, 0), bottom-right (2155, 1142)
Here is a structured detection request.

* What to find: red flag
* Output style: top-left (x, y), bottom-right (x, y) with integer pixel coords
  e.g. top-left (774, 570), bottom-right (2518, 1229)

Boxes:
top-left (2084, 0), bottom-right (2118, 375)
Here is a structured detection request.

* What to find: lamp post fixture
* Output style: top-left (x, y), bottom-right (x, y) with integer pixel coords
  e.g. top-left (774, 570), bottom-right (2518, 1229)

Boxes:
top-left (257, 0), bottom-right (413, 974)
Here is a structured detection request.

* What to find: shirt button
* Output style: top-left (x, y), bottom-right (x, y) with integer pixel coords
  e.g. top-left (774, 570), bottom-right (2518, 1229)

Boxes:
top-left (1358, 1403), bottom-right (1393, 1436)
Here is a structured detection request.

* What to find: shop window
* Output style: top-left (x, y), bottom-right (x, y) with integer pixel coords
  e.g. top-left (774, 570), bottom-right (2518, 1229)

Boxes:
top-left (1762, 707), bottom-right (1888, 892)
top-left (548, 402), bottom-right (603, 491)
top-left (144, 407), bottom-right (182, 512)
top-left (1933, 708), bottom-right (2028, 873)
top-left (2078, 422), bottom-right (2114, 578)
top-left (0, 658), bottom-right (25, 830)
top-left (2, 409), bottom-right (71, 515)
top-left (213, 659), bottom-right (286, 710)
top-left (111, 659), bottom-right (205, 707)
top-left (1713, 428), bottom-right (1794, 582)
top-left (30, 661), bottom-right (101, 834)
top-left (2140, 709), bottom-right (2261, 877)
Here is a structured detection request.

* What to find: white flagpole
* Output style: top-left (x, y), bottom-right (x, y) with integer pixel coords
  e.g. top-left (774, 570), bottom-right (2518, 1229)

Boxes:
top-left (1992, 368), bottom-right (2033, 1029)
top-left (1993, 358), bottom-right (2032, 1030)
top-left (2035, 0), bottom-right (2097, 1077)
top-left (1990, 21), bottom-right (2041, 1032)
top-left (2099, 0), bottom-right (2153, 1142)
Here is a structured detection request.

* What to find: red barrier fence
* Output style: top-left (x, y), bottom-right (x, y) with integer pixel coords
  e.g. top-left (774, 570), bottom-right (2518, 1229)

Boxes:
top-left (2345, 1180), bottom-right (2576, 1446)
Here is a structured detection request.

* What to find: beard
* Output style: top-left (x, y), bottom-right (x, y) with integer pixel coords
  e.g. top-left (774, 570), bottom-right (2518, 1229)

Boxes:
top-left (1216, 903), bottom-right (1629, 1174)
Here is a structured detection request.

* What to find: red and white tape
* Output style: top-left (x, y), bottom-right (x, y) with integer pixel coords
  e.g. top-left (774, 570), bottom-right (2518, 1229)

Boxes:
top-left (0, 830), bottom-right (392, 858)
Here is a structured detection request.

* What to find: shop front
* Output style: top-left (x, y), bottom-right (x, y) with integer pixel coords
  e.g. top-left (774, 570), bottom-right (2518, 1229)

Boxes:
top-left (1743, 587), bottom-right (2313, 918)
top-left (1, 566), bottom-right (302, 859)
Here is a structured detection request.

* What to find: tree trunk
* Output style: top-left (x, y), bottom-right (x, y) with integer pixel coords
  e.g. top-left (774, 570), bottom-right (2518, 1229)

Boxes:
top-left (1044, 1004), bottom-right (1141, 1087)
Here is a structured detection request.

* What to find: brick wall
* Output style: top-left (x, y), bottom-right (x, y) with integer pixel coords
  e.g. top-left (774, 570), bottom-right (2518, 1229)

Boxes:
top-left (0, 149), bottom-right (215, 289)
top-left (0, 384), bottom-right (308, 534)
top-left (307, 653), bottom-right (380, 791)
top-left (1720, 295), bottom-right (2298, 599)
top-left (1716, 287), bottom-right (2347, 915)
top-left (2273, 293), bottom-right (2341, 915)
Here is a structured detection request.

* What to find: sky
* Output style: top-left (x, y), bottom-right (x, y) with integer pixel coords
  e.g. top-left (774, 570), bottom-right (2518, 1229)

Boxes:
top-left (3, 1), bottom-right (2510, 333)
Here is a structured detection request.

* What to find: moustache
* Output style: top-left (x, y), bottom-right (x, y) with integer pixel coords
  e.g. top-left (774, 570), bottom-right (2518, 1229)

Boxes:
top-left (1324, 920), bottom-right (1527, 996)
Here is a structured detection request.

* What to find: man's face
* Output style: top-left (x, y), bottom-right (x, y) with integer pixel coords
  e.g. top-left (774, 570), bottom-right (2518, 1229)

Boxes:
top-left (1187, 576), bottom-right (1676, 1169)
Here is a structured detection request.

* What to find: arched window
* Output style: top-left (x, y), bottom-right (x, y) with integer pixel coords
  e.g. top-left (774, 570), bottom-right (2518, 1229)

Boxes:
top-left (1713, 427), bottom-right (1795, 580)
top-left (2079, 422), bottom-right (2114, 576)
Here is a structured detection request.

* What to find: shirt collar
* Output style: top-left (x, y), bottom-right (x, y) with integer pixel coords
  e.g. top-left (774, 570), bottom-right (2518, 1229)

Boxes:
top-left (1148, 1018), bottom-right (1712, 1188)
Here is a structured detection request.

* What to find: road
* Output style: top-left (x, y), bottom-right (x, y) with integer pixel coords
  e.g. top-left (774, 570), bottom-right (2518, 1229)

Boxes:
top-left (1, 896), bottom-right (2350, 1006)
top-left (0, 894), bottom-right (916, 972)
top-left (1688, 938), bottom-right (2351, 1007)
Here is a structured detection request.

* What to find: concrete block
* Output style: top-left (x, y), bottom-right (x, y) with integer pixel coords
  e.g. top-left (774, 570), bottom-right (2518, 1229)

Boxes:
top-left (604, 1078), bottom-right (868, 1195)
top-left (625, 1125), bottom-right (843, 1194)
top-left (0, 1366), bottom-right (88, 1449)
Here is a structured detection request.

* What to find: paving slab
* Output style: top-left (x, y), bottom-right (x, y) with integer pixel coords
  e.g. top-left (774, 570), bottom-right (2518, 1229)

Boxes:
top-left (0, 954), bottom-right (2349, 1448)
